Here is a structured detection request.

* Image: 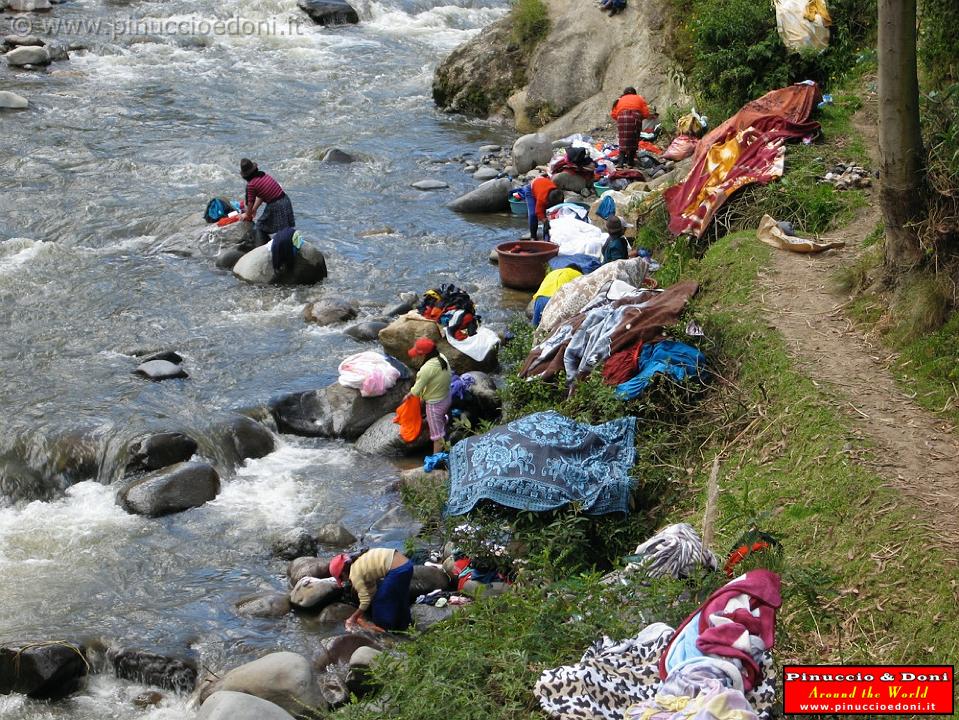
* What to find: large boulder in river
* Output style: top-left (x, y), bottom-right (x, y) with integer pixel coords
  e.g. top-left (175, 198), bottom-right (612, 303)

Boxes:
top-left (511, 133), bottom-right (552, 174)
top-left (314, 522), bottom-right (356, 546)
top-left (446, 178), bottom-right (511, 214)
top-left (118, 462), bottom-right (220, 517)
top-left (0, 91), bottom-right (28, 109)
top-left (297, 0), bottom-right (358, 25)
top-left (199, 652), bottom-right (326, 715)
top-left (5, 45), bottom-right (51, 66)
top-left (127, 432), bottom-right (197, 472)
top-left (212, 415), bottom-right (276, 464)
top-left (272, 527), bottom-right (318, 560)
top-left (378, 312), bottom-right (498, 373)
top-left (102, 646), bottom-right (197, 693)
top-left (0, 642), bottom-right (87, 699)
top-left (290, 576), bottom-right (341, 610)
top-left (288, 557), bottom-right (330, 586)
top-left (233, 242), bottom-right (327, 285)
top-left (135, 359), bottom-right (188, 380)
top-left (270, 373), bottom-right (412, 440)
top-left (354, 413), bottom-right (432, 457)
top-left (303, 298), bottom-right (357, 326)
top-left (343, 321), bottom-right (388, 342)
top-left (235, 591), bottom-right (292, 619)
top-left (197, 691), bottom-right (295, 720)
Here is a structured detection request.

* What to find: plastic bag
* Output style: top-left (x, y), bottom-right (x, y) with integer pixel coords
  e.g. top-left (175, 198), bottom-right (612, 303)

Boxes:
top-left (337, 351), bottom-right (401, 397)
top-left (775, 0), bottom-right (831, 52)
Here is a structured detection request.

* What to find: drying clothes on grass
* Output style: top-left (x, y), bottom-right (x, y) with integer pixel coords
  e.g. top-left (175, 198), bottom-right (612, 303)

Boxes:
top-left (338, 351), bottom-right (401, 397)
top-left (756, 213), bottom-right (844, 252)
top-left (447, 410), bottom-right (637, 516)
top-left (659, 570), bottom-right (782, 693)
top-left (625, 523), bottom-right (719, 579)
top-left (775, 0), bottom-right (831, 52)
top-left (602, 342), bottom-right (646, 385)
top-left (549, 215), bottom-right (607, 259)
top-left (665, 83), bottom-right (822, 238)
top-left (624, 680), bottom-right (760, 720)
top-left (522, 281), bottom-right (698, 382)
top-left (534, 267), bottom-right (584, 327)
top-left (616, 340), bottom-right (707, 399)
top-left (537, 257), bottom-right (649, 337)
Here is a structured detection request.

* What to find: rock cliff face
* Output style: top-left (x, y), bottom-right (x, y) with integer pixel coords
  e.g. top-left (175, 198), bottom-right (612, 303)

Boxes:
top-left (433, 0), bottom-right (688, 135)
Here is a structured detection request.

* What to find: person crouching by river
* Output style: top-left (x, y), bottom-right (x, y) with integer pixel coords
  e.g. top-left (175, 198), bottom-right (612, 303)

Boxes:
top-left (405, 337), bottom-right (452, 454)
top-left (523, 175), bottom-right (565, 241)
top-left (239, 158), bottom-right (295, 246)
top-left (330, 548), bottom-right (414, 632)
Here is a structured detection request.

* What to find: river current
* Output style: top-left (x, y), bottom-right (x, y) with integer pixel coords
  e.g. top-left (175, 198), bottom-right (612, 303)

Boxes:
top-left (0, 0), bottom-right (520, 714)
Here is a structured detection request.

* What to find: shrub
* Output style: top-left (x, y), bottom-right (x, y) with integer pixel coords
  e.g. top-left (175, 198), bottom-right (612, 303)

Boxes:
top-left (510, 0), bottom-right (549, 49)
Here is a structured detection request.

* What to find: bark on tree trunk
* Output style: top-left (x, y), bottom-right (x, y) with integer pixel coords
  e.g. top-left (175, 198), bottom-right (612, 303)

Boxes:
top-left (878, 0), bottom-right (925, 270)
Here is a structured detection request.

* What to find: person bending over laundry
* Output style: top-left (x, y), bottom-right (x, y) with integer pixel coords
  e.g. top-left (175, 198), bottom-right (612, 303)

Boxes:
top-left (532, 265), bottom-right (582, 326)
top-left (523, 175), bottom-right (565, 241)
top-left (601, 216), bottom-right (634, 264)
top-left (610, 88), bottom-right (650, 168)
top-left (405, 337), bottom-right (452, 453)
top-left (240, 158), bottom-right (295, 246)
top-left (330, 548), bottom-right (414, 632)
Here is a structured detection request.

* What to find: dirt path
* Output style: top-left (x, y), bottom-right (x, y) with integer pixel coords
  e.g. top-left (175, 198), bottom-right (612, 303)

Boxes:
top-left (757, 107), bottom-right (959, 548)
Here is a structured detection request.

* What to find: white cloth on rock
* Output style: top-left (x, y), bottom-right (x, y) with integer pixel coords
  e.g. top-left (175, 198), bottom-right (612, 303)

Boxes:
top-left (443, 326), bottom-right (499, 362)
top-left (337, 351), bottom-right (401, 397)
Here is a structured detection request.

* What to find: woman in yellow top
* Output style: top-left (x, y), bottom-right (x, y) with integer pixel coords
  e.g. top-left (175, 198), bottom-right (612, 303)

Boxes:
top-left (532, 264), bottom-right (582, 326)
top-left (405, 337), bottom-right (452, 453)
top-left (330, 547), bottom-right (413, 632)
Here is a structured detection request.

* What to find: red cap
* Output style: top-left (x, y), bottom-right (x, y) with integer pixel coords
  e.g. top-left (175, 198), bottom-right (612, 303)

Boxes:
top-left (408, 337), bottom-right (436, 358)
top-left (329, 553), bottom-right (349, 586)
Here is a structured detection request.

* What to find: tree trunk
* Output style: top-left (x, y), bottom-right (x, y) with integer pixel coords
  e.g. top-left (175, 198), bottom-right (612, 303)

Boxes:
top-left (878, 0), bottom-right (925, 270)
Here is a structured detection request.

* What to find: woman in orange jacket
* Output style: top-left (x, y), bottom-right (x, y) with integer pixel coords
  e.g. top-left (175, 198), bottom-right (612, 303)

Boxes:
top-left (610, 87), bottom-right (650, 168)
top-left (523, 175), bottom-right (565, 241)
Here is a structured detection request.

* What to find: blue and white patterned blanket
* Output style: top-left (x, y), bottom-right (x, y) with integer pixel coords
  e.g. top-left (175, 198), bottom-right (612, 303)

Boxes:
top-left (446, 411), bottom-right (637, 516)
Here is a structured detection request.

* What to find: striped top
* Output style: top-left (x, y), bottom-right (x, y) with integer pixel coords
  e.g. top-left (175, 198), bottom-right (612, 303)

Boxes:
top-left (245, 172), bottom-right (284, 207)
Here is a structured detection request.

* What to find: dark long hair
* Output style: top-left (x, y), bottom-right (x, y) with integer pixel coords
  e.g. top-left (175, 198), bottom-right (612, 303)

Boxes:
top-left (426, 347), bottom-right (449, 371)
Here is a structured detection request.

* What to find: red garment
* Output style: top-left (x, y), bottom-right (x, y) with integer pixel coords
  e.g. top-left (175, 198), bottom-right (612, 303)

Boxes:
top-left (602, 342), bottom-right (644, 385)
top-left (616, 110), bottom-right (642, 153)
top-left (638, 141), bottom-right (662, 154)
top-left (393, 394), bottom-right (423, 443)
top-left (530, 176), bottom-right (558, 220)
top-left (611, 93), bottom-right (650, 120)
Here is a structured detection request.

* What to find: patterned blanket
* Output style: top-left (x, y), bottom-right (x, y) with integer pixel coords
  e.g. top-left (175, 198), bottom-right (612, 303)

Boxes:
top-left (446, 411), bottom-right (637, 516)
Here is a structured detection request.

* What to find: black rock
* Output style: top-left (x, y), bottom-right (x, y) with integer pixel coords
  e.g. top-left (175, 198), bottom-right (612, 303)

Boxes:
top-left (321, 148), bottom-right (355, 163)
top-left (135, 359), bottom-right (188, 381)
top-left (127, 432), bottom-right (197, 472)
top-left (117, 462), bottom-right (220, 517)
top-left (0, 642), bottom-right (88, 700)
top-left (214, 415), bottom-right (276, 463)
top-left (103, 646), bottom-right (197, 693)
top-left (408, 565), bottom-right (451, 601)
top-left (215, 246), bottom-right (246, 270)
top-left (343, 321), bottom-right (388, 342)
top-left (298, 0), bottom-right (359, 25)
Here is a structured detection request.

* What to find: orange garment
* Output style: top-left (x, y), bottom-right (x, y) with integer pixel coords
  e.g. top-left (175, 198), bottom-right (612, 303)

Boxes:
top-left (610, 93), bottom-right (650, 120)
top-left (530, 176), bottom-right (558, 220)
top-left (393, 395), bottom-right (422, 442)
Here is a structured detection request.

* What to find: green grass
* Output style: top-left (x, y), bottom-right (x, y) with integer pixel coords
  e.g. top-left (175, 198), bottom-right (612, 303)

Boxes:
top-left (509, 0), bottom-right (549, 49)
top-left (891, 310), bottom-right (959, 425)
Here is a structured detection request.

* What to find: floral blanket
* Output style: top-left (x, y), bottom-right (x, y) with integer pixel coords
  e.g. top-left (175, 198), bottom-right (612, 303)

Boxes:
top-left (446, 411), bottom-right (637, 516)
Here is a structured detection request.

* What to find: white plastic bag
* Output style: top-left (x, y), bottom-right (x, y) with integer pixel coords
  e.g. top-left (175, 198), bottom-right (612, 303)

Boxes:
top-left (337, 351), bottom-right (401, 397)
top-left (775, 0), bottom-right (831, 52)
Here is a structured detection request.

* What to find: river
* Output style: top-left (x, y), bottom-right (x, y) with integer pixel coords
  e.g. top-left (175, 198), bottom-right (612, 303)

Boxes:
top-left (0, 0), bottom-right (521, 714)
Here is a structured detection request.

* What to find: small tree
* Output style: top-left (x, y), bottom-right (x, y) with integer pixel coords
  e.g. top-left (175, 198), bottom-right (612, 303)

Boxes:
top-left (877, 0), bottom-right (925, 269)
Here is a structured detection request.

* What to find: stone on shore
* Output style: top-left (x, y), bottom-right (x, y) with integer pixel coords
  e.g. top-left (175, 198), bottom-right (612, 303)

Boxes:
top-left (478, 144), bottom-right (501, 153)
top-left (343, 321), bottom-right (388, 342)
top-left (270, 373), bottom-right (412, 440)
top-left (0, 91), bottom-right (28, 109)
top-left (199, 652), bottom-right (326, 715)
top-left (411, 179), bottom-right (448, 191)
top-left (378, 312), bottom-right (498, 373)
top-left (410, 604), bottom-right (455, 631)
top-left (297, 0), bottom-right (359, 25)
top-left (353, 412), bottom-right (432, 457)
top-left (127, 432), bottom-right (197, 472)
top-left (311, 634), bottom-right (382, 672)
top-left (317, 602), bottom-right (357, 624)
top-left (303, 298), bottom-right (357, 326)
top-left (511, 133), bottom-right (553, 173)
top-left (0, 642), bottom-right (87, 700)
top-left (197, 691), bottom-right (296, 720)
top-left (5, 45), bottom-right (51, 66)
top-left (272, 528), bottom-right (318, 560)
top-left (134, 359), bottom-right (188, 380)
top-left (290, 576), bottom-right (341, 610)
top-left (409, 565), bottom-right (451, 600)
top-left (235, 591), bottom-right (292, 619)
top-left (551, 170), bottom-right (589, 193)
top-left (118, 462), bottom-right (220, 517)
top-left (446, 178), bottom-right (511, 214)
top-left (314, 523), bottom-right (356, 546)
top-left (454, 370), bottom-right (501, 421)
top-left (288, 557), bottom-right (330, 586)
top-left (472, 167), bottom-right (499, 181)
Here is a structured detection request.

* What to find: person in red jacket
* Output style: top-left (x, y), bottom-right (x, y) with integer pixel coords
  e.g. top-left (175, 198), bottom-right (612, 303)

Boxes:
top-left (610, 88), bottom-right (650, 168)
top-left (522, 175), bottom-right (564, 241)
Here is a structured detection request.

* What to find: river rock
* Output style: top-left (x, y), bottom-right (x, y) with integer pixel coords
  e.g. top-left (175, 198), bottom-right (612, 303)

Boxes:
top-left (411, 179), bottom-right (448, 191)
top-left (488, 248), bottom-right (498, 265)
top-left (6, 0), bottom-right (52, 10)
top-left (472, 167), bottom-right (499, 181)
top-left (297, 0), bottom-right (358, 25)
top-left (103, 646), bottom-right (197, 693)
top-left (2, 35), bottom-right (44, 47)
top-left (215, 246), bottom-right (246, 270)
top-left (320, 148), bottom-right (354, 163)
top-left (232, 244), bottom-right (276, 283)
top-left (397, 467), bottom-right (448, 495)
top-left (552, 170), bottom-right (589, 193)
top-left (133, 690), bottom-right (163, 708)
top-left (45, 41), bottom-right (69, 61)
top-left (367, 504), bottom-right (423, 544)
top-left (197, 691), bottom-right (296, 720)
top-left (343, 321), bottom-right (388, 341)
top-left (118, 462), bottom-right (220, 517)
top-left (134, 359), bottom-right (188, 380)
top-left (0, 642), bottom-right (87, 699)
top-left (0, 454), bottom-right (58, 504)
top-left (289, 557), bottom-right (330, 586)
top-left (127, 432), bottom-right (197, 472)
top-left (270, 373), bottom-right (412, 440)
top-left (233, 242), bottom-right (327, 285)
top-left (378, 312), bottom-right (498, 373)
top-left (235, 591), bottom-right (292, 619)
top-left (354, 412), bottom-right (432, 457)
top-left (454, 370), bottom-right (500, 421)
top-left (446, 177), bottom-right (511, 213)
top-left (314, 523), bottom-right (356, 546)
top-left (200, 652), bottom-right (326, 715)
top-left (384, 293), bottom-right (417, 317)
top-left (409, 565), bottom-right (451, 600)
top-left (208, 219), bottom-right (257, 249)
top-left (137, 349), bottom-right (183, 364)
top-left (410, 604), bottom-right (455, 631)
top-left (215, 415), bottom-right (276, 463)
top-left (311, 634), bottom-right (382, 671)
top-left (5, 45), bottom-right (50, 66)
top-left (303, 298), bottom-right (357, 326)
top-left (272, 527), bottom-right (317, 560)
top-left (512, 133), bottom-right (553, 174)
top-left (317, 602), bottom-right (356, 624)
top-left (478, 144), bottom-right (501, 153)
top-left (290, 576), bottom-right (341, 610)
top-left (0, 91), bottom-right (28, 109)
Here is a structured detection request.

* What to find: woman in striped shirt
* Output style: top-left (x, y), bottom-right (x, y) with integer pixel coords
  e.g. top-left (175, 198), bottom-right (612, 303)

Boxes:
top-left (239, 158), bottom-right (296, 245)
